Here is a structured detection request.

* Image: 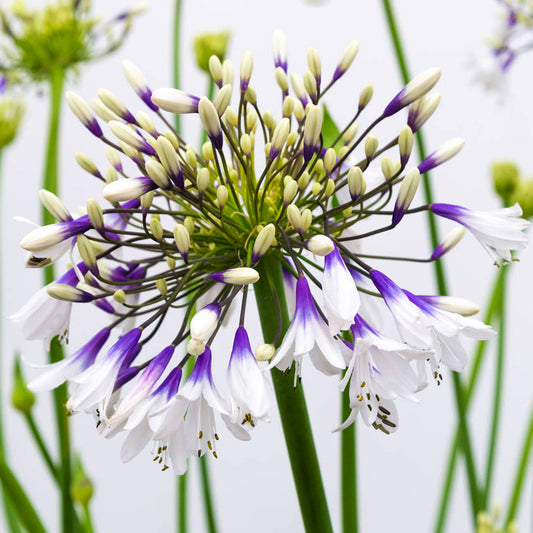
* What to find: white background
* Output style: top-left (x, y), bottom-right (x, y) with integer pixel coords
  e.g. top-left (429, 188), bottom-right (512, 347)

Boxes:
top-left (2, 0), bottom-right (533, 532)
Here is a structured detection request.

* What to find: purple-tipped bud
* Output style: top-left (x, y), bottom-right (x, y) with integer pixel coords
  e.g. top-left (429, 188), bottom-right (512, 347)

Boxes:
top-left (272, 30), bottom-right (287, 73)
top-left (151, 88), bottom-right (200, 114)
top-left (122, 60), bottom-right (159, 112)
top-left (383, 68), bottom-right (441, 118)
top-left (430, 226), bottom-right (466, 260)
top-left (66, 92), bottom-right (103, 138)
top-left (190, 303), bottom-right (222, 342)
top-left (417, 138), bottom-right (464, 174)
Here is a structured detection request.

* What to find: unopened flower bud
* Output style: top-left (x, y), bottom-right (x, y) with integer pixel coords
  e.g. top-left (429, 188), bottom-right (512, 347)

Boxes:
top-left (240, 133), bottom-right (252, 156)
top-left (146, 160), bottom-right (170, 189)
top-left (303, 70), bottom-right (318, 100)
top-left (214, 84), bottom-right (232, 116)
top-left (77, 235), bottom-right (98, 274)
top-left (222, 59), bottom-right (234, 87)
top-left (87, 199), bottom-right (104, 230)
top-left (122, 60), bottom-right (158, 112)
top-left (197, 167), bottom-right (210, 194)
top-left (272, 30), bottom-right (287, 72)
top-left (283, 179), bottom-right (298, 204)
top-left (141, 191), bottom-right (154, 211)
top-left (255, 343), bottom-right (275, 361)
top-left (71, 459), bottom-right (94, 506)
top-left (240, 52), bottom-right (254, 92)
top-left (190, 303), bottom-right (221, 341)
top-left (431, 226), bottom-right (466, 260)
top-left (303, 105), bottom-right (322, 161)
top-left (418, 138), bottom-right (464, 174)
top-left (47, 284), bottom-right (94, 303)
top-left (307, 48), bottom-right (322, 86)
top-left (270, 118), bottom-right (290, 159)
top-left (199, 97), bottom-right (223, 150)
top-left (150, 217), bottom-right (164, 241)
top-left (152, 91), bottom-right (200, 120)
top-left (217, 185), bottom-right (228, 209)
top-left (324, 178), bottom-right (335, 197)
top-left (290, 73), bottom-right (308, 106)
top-left (104, 177), bottom-right (156, 203)
top-left (109, 121), bottom-right (155, 156)
top-left (12, 358), bottom-right (35, 414)
top-left (324, 148), bottom-right (337, 174)
top-left (298, 172), bottom-right (310, 190)
top-left (333, 40), bottom-right (359, 81)
top-left (113, 289), bottom-right (127, 304)
top-left (383, 68), bottom-right (441, 117)
top-left (252, 223), bottom-right (276, 261)
top-left (399, 125), bottom-right (414, 166)
top-left (492, 161), bottom-right (520, 205)
top-left (365, 135), bottom-right (378, 158)
top-left (74, 153), bottom-right (101, 178)
top-left (173, 223), bottom-right (190, 260)
top-left (301, 209), bottom-right (312, 232)
top-left (187, 339), bottom-right (206, 356)
top-left (155, 136), bottom-right (183, 188)
top-left (393, 168), bottom-right (420, 225)
top-left (307, 235), bottom-right (334, 256)
top-left (39, 190), bottom-right (71, 222)
top-left (348, 167), bottom-right (365, 200)
top-left (418, 295), bottom-right (480, 317)
top-left (156, 278), bottom-right (168, 296)
top-left (66, 92), bottom-right (102, 137)
top-left (97, 88), bottom-right (135, 123)
top-left (209, 55), bottom-right (223, 87)
top-left (358, 84), bottom-right (374, 111)
top-left (105, 146), bottom-right (122, 171)
top-left (287, 204), bottom-right (303, 233)
top-left (90, 98), bottom-right (121, 123)
top-left (136, 111), bottom-right (157, 137)
top-left (408, 93), bottom-right (440, 133)
top-left (381, 157), bottom-right (394, 179)
top-left (211, 267), bottom-right (260, 285)
top-left (275, 67), bottom-right (289, 92)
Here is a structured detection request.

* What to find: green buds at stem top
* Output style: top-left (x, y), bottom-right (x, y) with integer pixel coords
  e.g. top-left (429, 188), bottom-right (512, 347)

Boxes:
top-left (193, 31), bottom-right (231, 73)
top-left (492, 161), bottom-right (520, 207)
top-left (11, 357), bottom-right (35, 414)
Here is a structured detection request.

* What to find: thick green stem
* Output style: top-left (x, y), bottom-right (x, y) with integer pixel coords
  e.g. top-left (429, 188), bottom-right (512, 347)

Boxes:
top-left (482, 266), bottom-right (508, 508)
top-left (177, 471), bottom-right (187, 533)
top-left (504, 401), bottom-right (533, 525)
top-left (0, 153), bottom-right (22, 533)
top-left (42, 67), bottom-right (75, 533)
top-left (255, 254), bottom-right (333, 533)
top-left (341, 386), bottom-right (358, 533)
top-left (381, 0), bottom-right (481, 526)
top-left (434, 269), bottom-right (504, 533)
top-left (172, 0), bottom-right (182, 132)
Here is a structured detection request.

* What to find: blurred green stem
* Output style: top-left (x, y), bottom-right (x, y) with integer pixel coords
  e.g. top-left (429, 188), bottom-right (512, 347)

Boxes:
top-left (341, 386), bottom-right (358, 533)
top-left (482, 265), bottom-right (509, 508)
top-left (42, 66), bottom-right (75, 533)
top-left (24, 413), bottom-right (59, 482)
top-left (504, 400), bottom-right (533, 525)
top-left (172, 0), bottom-right (182, 133)
top-left (434, 268), bottom-right (505, 533)
top-left (381, 0), bottom-right (481, 526)
top-left (255, 254), bottom-right (333, 533)
top-left (0, 151), bottom-right (21, 533)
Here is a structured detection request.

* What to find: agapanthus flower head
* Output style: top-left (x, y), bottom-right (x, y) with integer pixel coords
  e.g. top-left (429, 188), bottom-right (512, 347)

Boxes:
top-left (15, 33), bottom-right (529, 473)
top-left (0, 0), bottom-right (145, 82)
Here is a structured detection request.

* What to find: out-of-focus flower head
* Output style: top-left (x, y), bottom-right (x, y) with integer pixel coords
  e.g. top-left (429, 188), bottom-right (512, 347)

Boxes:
top-left (0, 0), bottom-right (147, 82)
top-left (193, 30), bottom-right (231, 73)
top-left (474, 0), bottom-right (533, 91)
top-left (0, 74), bottom-right (24, 149)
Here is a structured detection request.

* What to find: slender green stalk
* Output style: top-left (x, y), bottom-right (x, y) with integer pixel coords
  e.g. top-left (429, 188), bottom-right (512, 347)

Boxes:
top-left (381, 0), bottom-right (481, 525)
top-left (42, 66), bottom-right (75, 533)
top-left (172, 0), bottom-right (182, 132)
top-left (0, 460), bottom-right (46, 533)
top-left (24, 413), bottom-right (59, 482)
top-left (482, 266), bottom-right (509, 508)
top-left (504, 401), bottom-right (533, 525)
top-left (82, 504), bottom-right (94, 533)
top-left (434, 269), bottom-right (504, 533)
top-left (0, 151), bottom-right (22, 533)
top-left (177, 471), bottom-right (187, 533)
top-left (255, 254), bottom-right (333, 533)
top-left (341, 386), bottom-right (358, 533)
top-left (199, 458), bottom-right (217, 533)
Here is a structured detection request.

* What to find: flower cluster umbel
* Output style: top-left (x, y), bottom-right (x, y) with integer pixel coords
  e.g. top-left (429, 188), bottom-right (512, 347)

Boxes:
top-left (13, 32), bottom-right (529, 474)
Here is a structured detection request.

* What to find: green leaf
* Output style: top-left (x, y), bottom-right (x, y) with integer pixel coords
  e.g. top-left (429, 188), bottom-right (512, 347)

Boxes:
top-left (322, 104), bottom-right (342, 153)
top-left (0, 460), bottom-right (47, 533)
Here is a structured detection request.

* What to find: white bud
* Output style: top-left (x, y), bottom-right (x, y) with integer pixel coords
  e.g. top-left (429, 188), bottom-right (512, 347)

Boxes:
top-left (155, 136), bottom-right (181, 181)
top-left (423, 295), bottom-right (480, 317)
top-left (222, 59), bottom-right (234, 87)
top-left (307, 235), bottom-right (334, 256)
top-left (39, 190), bottom-right (71, 222)
top-left (347, 167), bottom-right (365, 199)
top-left (98, 88), bottom-right (133, 122)
top-left (290, 73), bottom-right (307, 103)
top-left (252, 223), bottom-right (276, 261)
top-left (213, 84), bottom-right (232, 116)
top-left (301, 208), bottom-right (312, 231)
top-left (307, 48), bottom-right (322, 82)
top-left (217, 185), bottom-right (228, 209)
top-left (419, 138), bottom-right (465, 173)
top-left (431, 226), bottom-right (466, 260)
top-left (408, 93), bottom-right (441, 132)
top-left (46, 284), bottom-right (92, 303)
top-left (365, 135), bottom-right (378, 158)
top-left (283, 179), bottom-right (298, 204)
top-left (335, 41), bottom-right (359, 78)
top-left (240, 133), bottom-right (252, 156)
top-left (272, 30), bottom-right (287, 69)
top-left (303, 71), bottom-right (317, 99)
top-left (324, 148), bottom-right (337, 174)
top-left (145, 159), bottom-right (170, 189)
top-left (303, 105), bottom-right (323, 160)
top-left (286, 204), bottom-right (303, 232)
top-left (151, 88), bottom-right (199, 114)
top-left (197, 167), bottom-right (210, 194)
top-left (240, 52), bottom-right (254, 90)
top-left (270, 118), bottom-right (291, 158)
top-left (399, 125), bottom-right (414, 164)
top-left (173, 224), bottom-right (190, 256)
top-left (199, 97), bottom-right (223, 148)
top-left (74, 153), bottom-right (100, 177)
top-left (103, 176), bottom-right (154, 203)
top-left (122, 60), bottom-right (148, 96)
top-left (150, 218), bottom-right (164, 241)
top-left (77, 234), bottom-right (98, 271)
top-left (275, 67), bottom-right (289, 92)
top-left (358, 84), bottom-right (374, 110)
top-left (87, 199), bottom-right (104, 230)
top-left (190, 304), bottom-right (221, 341)
top-left (109, 121), bottom-right (151, 153)
top-left (187, 338), bottom-right (206, 356)
top-left (90, 97), bottom-right (121, 123)
top-left (283, 96), bottom-right (294, 117)
top-left (213, 267), bottom-right (260, 285)
top-left (255, 343), bottom-right (275, 362)
top-left (136, 111), bottom-right (157, 136)
top-left (65, 92), bottom-right (102, 136)
top-left (393, 168), bottom-right (420, 224)
top-left (105, 146), bottom-right (122, 170)
top-left (209, 55), bottom-right (223, 86)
